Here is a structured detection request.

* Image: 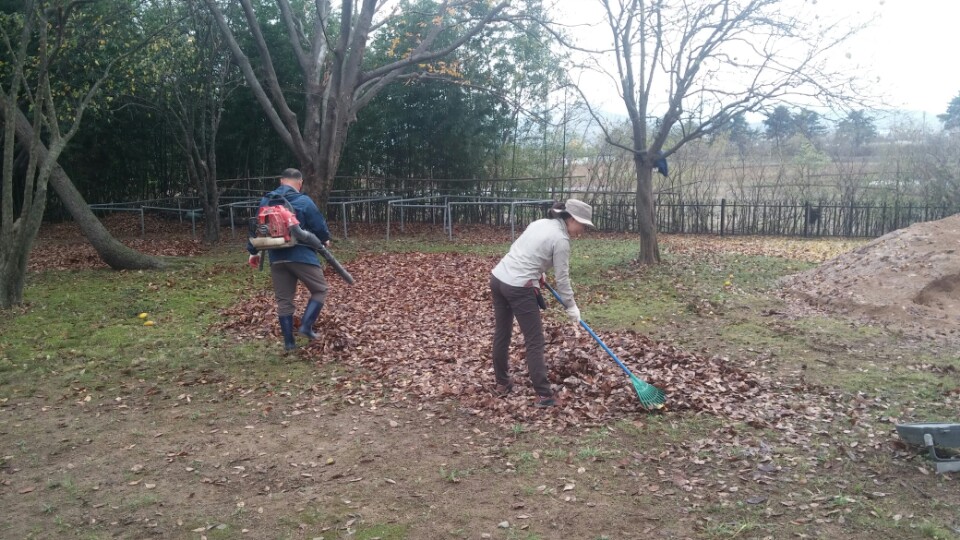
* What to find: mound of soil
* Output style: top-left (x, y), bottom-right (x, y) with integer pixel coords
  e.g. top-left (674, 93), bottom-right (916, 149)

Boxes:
top-left (782, 213), bottom-right (960, 339)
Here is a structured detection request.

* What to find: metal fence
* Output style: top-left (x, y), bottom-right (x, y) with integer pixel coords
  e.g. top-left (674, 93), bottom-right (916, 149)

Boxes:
top-left (566, 198), bottom-right (957, 238)
top-left (82, 171), bottom-right (959, 240)
top-left (654, 200), bottom-right (958, 237)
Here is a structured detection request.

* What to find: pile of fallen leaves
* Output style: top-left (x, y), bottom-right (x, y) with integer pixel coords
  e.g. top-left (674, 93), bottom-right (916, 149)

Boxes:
top-left (29, 213), bottom-right (208, 271)
top-left (218, 251), bottom-right (862, 429)
top-left (660, 235), bottom-right (864, 263)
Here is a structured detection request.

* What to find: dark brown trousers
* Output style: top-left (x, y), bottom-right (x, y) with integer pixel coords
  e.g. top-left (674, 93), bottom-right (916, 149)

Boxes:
top-left (270, 262), bottom-right (328, 316)
top-left (490, 275), bottom-right (552, 397)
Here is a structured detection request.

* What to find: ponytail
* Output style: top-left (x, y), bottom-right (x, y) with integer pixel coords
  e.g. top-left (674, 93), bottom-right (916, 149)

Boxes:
top-left (548, 201), bottom-right (571, 220)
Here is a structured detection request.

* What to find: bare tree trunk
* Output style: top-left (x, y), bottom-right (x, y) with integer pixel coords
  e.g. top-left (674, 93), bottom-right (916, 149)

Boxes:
top-left (634, 156), bottom-right (660, 264)
top-left (0, 223), bottom-right (34, 308)
top-left (6, 105), bottom-right (165, 270)
top-left (180, 138), bottom-right (220, 244)
top-left (49, 163), bottom-right (166, 269)
top-left (200, 171), bottom-right (219, 243)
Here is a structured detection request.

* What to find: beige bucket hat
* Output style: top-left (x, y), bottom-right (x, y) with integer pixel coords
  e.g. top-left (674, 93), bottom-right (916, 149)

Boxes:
top-left (564, 198), bottom-right (595, 228)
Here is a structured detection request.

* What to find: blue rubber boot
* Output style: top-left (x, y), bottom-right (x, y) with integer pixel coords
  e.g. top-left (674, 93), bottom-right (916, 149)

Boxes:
top-left (278, 315), bottom-right (297, 351)
top-left (298, 300), bottom-right (323, 340)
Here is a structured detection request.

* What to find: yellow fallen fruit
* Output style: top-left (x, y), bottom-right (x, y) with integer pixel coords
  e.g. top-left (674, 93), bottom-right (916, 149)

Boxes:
top-left (138, 313), bottom-right (148, 319)
top-left (143, 320), bottom-right (155, 326)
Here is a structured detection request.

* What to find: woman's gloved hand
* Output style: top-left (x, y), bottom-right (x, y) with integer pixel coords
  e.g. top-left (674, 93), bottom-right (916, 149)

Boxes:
top-left (565, 304), bottom-right (581, 323)
top-left (248, 254), bottom-right (261, 268)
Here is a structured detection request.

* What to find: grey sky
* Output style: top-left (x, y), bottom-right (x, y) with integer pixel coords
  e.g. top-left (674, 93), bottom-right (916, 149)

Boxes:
top-left (551, 0), bottom-right (960, 117)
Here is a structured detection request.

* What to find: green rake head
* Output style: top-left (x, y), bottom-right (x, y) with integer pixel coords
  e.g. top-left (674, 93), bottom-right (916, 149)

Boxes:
top-left (629, 374), bottom-right (666, 409)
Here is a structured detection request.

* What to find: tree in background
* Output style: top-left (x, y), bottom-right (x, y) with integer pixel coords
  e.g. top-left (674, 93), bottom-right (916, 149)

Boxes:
top-left (937, 92), bottom-right (960, 132)
top-left (155, 1), bottom-right (241, 244)
top-left (836, 110), bottom-right (878, 151)
top-left (1, 0), bottom-right (164, 308)
top-left (574, 0), bottom-right (865, 263)
top-left (828, 110), bottom-right (878, 204)
top-left (725, 113), bottom-right (758, 157)
top-left (337, 1), bottom-right (545, 183)
top-left (763, 106), bottom-right (795, 151)
top-left (793, 108), bottom-right (828, 143)
top-left (204, 0), bottom-right (526, 207)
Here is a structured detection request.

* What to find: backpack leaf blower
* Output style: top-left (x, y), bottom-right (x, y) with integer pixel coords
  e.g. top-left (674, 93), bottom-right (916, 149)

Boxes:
top-left (249, 198), bottom-right (355, 285)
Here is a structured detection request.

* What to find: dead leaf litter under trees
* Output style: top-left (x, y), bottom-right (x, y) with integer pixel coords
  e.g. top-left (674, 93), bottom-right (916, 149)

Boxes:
top-left (218, 252), bottom-right (894, 442)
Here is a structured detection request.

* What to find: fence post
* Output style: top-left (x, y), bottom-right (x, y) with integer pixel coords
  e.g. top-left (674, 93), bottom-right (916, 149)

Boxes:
top-left (849, 200), bottom-right (856, 236)
top-left (386, 201), bottom-right (392, 240)
top-left (679, 199), bottom-right (685, 233)
top-left (817, 203), bottom-right (823, 236)
top-left (803, 201), bottom-right (810, 237)
top-left (719, 198), bottom-right (726, 236)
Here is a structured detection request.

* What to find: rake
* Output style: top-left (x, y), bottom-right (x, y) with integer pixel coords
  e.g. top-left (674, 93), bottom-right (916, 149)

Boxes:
top-left (545, 282), bottom-right (666, 409)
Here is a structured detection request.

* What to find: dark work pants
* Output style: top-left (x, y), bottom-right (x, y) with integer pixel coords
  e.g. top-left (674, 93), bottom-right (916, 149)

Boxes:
top-left (490, 275), bottom-right (552, 397)
top-left (271, 262), bottom-right (328, 316)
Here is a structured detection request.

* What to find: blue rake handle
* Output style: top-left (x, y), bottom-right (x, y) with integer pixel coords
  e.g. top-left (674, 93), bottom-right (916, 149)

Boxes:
top-left (544, 283), bottom-right (638, 380)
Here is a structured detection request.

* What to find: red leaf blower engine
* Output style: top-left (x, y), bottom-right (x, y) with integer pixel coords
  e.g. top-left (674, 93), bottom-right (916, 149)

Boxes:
top-left (249, 199), bottom-right (355, 285)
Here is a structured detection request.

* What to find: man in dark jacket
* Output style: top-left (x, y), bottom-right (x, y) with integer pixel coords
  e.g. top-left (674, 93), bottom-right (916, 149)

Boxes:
top-left (247, 168), bottom-right (331, 351)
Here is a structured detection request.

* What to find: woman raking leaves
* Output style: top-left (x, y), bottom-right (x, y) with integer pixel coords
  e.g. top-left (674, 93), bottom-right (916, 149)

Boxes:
top-left (489, 199), bottom-right (594, 408)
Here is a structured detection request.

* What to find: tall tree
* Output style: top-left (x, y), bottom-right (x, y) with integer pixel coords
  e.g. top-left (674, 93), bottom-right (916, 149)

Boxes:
top-left (937, 91), bottom-right (960, 132)
top-left (338, 1), bottom-right (536, 181)
top-left (561, 0), bottom-right (865, 263)
top-left (793, 108), bottom-right (827, 141)
top-left (204, 0), bottom-right (521, 207)
top-left (836, 109), bottom-right (877, 150)
top-left (1, 1), bottom-right (164, 308)
top-left (725, 113), bottom-right (757, 156)
top-left (158, 0), bottom-right (240, 243)
top-left (763, 106), bottom-right (795, 150)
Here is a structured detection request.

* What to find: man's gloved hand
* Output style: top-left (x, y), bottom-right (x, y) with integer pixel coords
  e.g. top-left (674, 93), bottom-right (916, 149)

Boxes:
top-left (538, 272), bottom-right (547, 289)
top-left (248, 254), bottom-right (261, 268)
top-left (566, 304), bottom-right (581, 323)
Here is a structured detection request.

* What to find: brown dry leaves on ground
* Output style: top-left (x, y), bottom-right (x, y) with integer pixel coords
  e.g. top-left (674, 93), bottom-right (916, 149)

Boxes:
top-left (660, 235), bottom-right (863, 263)
top-left (218, 252), bottom-right (893, 462)
top-left (28, 213), bottom-right (207, 271)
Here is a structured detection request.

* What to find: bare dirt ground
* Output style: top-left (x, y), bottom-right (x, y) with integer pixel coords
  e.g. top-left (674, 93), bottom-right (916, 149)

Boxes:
top-left (3, 385), bottom-right (680, 539)
top-left (781, 213), bottom-right (960, 342)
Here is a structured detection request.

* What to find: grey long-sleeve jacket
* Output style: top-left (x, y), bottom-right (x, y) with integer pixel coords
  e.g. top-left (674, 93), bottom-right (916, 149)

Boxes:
top-left (491, 218), bottom-right (576, 309)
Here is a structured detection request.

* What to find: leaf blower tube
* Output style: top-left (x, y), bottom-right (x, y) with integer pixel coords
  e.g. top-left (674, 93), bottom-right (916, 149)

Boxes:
top-left (288, 223), bottom-right (355, 285)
